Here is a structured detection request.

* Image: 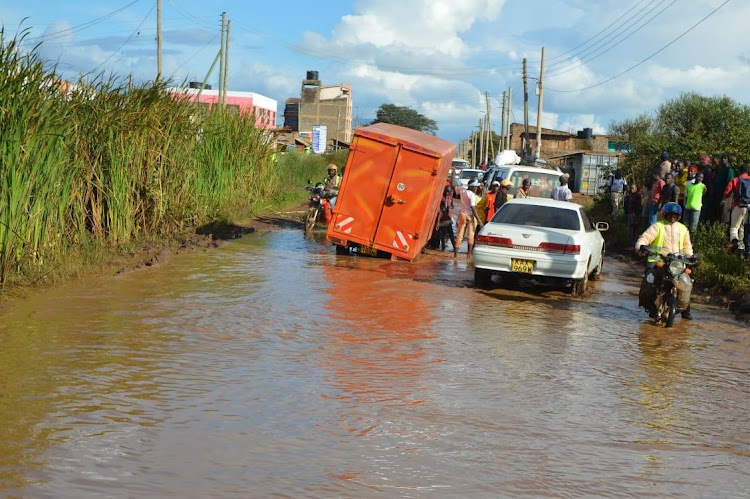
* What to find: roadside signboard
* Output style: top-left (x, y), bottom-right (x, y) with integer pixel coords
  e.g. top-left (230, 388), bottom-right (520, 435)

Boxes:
top-left (312, 125), bottom-right (327, 154)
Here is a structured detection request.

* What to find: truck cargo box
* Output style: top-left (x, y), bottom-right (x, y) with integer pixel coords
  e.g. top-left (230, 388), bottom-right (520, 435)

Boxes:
top-left (326, 123), bottom-right (455, 261)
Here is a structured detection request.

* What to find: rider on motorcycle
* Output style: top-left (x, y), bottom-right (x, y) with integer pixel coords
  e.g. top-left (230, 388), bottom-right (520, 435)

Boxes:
top-left (635, 202), bottom-right (694, 320)
top-left (324, 164), bottom-right (342, 210)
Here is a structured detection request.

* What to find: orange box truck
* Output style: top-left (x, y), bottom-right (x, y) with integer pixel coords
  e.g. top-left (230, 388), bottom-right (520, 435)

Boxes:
top-left (326, 123), bottom-right (455, 261)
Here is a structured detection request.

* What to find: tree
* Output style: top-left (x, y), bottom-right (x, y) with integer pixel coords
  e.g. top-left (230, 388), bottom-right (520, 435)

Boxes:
top-left (371, 103), bottom-right (438, 134)
top-left (611, 93), bottom-right (750, 182)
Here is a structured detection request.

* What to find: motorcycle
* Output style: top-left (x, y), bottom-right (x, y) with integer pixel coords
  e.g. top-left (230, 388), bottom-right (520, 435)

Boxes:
top-left (304, 182), bottom-right (332, 233)
top-left (639, 248), bottom-right (698, 327)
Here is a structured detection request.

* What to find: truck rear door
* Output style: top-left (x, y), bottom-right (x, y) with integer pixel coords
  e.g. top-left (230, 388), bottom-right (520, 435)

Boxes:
top-left (330, 133), bottom-right (398, 245)
top-left (372, 145), bottom-right (439, 256)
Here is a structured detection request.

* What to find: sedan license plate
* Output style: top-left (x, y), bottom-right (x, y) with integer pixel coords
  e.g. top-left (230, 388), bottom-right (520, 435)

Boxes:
top-left (511, 258), bottom-right (535, 273)
top-left (359, 245), bottom-right (378, 256)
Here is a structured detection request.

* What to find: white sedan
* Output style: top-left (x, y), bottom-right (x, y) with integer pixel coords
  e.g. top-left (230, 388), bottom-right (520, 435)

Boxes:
top-left (473, 198), bottom-right (608, 295)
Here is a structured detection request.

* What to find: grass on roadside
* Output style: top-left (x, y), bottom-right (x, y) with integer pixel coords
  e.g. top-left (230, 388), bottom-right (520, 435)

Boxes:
top-left (0, 30), bottom-right (348, 295)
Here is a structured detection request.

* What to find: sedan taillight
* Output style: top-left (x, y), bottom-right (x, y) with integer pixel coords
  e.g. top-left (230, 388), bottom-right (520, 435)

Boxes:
top-left (476, 235), bottom-right (513, 247)
top-left (538, 242), bottom-right (580, 254)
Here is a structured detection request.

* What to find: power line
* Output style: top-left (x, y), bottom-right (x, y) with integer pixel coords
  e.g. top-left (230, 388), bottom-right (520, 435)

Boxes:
top-left (25, 0), bottom-right (142, 42)
top-left (546, 0), bottom-right (732, 93)
top-left (172, 33), bottom-right (219, 75)
top-left (546, 0), bottom-right (666, 72)
top-left (92, 3), bottom-right (155, 73)
top-left (544, 0), bottom-right (650, 62)
top-left (544, 0), bottom-right (661, 70)
top-left (166, 0), bottom-right (217, 29)
top-left (546, 0), bottom-right (677, 78)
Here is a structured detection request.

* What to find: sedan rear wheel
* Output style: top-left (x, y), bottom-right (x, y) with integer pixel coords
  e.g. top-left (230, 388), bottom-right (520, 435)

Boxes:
top-left (572, 258), bottom-right (590, 296)
top-left (590, 247), bottom-right (604, 281)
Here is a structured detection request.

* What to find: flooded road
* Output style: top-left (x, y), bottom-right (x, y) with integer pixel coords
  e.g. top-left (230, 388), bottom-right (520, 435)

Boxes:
top-left (1, 227), bottom-right (748, 497)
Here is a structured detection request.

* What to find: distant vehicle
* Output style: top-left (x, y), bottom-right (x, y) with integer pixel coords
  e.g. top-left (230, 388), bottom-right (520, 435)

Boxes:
top-left (473, 198), bottom-right (608, 295)
top-left (457, 168), bottom-right (485, 189)
top-left (483, 164), bottom-right (563, 199)
top-left (451, 159), bottom-right (470, 170)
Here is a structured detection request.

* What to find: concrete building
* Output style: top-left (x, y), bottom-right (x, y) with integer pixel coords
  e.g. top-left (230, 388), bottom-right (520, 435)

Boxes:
top-left (297, 71), bottom-right (353, 144)
top-left (283, 98), bottom-right (300, 131)
top-left (168, 87), bottom-right (277, 130)
top-left (508, 123), bottom-right (628, 158)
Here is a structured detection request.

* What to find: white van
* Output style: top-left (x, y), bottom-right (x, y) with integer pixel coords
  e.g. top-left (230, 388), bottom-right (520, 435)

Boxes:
top-left (484, 164), bottom-right (564, 199)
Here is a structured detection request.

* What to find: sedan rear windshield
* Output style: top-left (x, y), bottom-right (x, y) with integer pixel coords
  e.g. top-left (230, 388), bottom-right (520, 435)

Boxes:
top-left (491, 204), bottom-right (580, 231)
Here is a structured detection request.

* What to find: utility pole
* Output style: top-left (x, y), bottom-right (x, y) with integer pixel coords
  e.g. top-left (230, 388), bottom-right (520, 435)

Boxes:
top-left (336, 109), bottom-right (341, 150)
top-left (197, 50), bottom-right (220, 99)
top-left (506, 86), bottom-right (512, 152)
top-left (478, 118), bottom-right (484, 166)
top-left (218, 12), bottom-right (226, 106)
top-left (485, 92), bottom-right (491, 162)
top-left (500, 91), bottom-right (506, 151)
top-left (522, 58), bottom-right (530, 158)
top-left (470, 133), bottom-right (474, 166)
top-left (223, 19), bottom-right (231, 105)
top-left (156, 0), bottom-right (162, 80)
top-left (535, 46), bottom-right (546, 160)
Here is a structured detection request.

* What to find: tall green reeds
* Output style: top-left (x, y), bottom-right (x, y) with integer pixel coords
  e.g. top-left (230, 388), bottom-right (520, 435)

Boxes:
top-left (0, 32), bottom-right (284, 287)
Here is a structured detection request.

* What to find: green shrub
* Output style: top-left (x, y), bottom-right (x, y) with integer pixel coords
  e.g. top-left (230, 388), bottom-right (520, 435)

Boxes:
top-left (693, 222), bottom-right (750, 292)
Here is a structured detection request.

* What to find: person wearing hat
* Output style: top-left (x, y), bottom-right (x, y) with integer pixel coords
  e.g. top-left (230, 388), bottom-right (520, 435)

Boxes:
top-left (454, 180), bottom-right (483, 259)
top-left (324, 163), bottom-right (342, 209)
top-left (551, 174), bottom-right (573, 201)
top-left (659, 152), bottom-right (672, 180)
top-left (686, 164), bottom-right (698, 185)
top-left (479, 181), bottom-right (500, 223)
top-left (493, 178), bottom-right (512, 211)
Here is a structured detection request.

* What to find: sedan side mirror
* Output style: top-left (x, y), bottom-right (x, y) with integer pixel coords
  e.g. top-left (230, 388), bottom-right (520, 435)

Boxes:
top-left (596, 221), bottom-right (609, 232)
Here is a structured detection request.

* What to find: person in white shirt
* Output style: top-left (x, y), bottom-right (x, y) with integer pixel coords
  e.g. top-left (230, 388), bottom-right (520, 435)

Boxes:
top-left (454, 180), bottom-right (484, 259)
top-left (550, 174), bottom-right (573, 201)
top-left (608, 170), bottom-right (627, 217)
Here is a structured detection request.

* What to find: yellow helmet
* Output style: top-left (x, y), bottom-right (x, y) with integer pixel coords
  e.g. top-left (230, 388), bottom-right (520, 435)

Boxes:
top-left (327, 163), bottom-right (338, 172)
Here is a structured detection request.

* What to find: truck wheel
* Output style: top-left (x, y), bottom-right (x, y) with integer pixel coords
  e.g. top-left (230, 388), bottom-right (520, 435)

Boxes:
top-left (474, 268), bottom-right (492, 288)
top-left (335, 244), bottom-right (349, 255)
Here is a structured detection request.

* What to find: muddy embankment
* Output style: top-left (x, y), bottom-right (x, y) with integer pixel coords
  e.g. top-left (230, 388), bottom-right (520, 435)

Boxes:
top-left (114, 210), bottom-right (308, 276)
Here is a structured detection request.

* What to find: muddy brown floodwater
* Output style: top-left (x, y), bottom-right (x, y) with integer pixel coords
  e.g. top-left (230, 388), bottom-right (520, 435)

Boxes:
top-left (1, 226), bottom-right (748, 497)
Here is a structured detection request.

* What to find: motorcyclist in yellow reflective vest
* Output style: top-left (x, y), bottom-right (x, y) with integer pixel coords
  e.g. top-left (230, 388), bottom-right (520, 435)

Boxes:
top-left (324, 163), bottom-right (342, 210)
top-left (635, 202), bottom-right (694, 320)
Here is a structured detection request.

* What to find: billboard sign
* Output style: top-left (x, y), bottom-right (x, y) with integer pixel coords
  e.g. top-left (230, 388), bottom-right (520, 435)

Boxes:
top-left (312, 125), bottom-right (327, 154)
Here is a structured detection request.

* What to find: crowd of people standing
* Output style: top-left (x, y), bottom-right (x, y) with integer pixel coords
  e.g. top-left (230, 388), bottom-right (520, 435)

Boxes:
top-left (433, 171), bottom-right (575, 258)
top-left (615, 152), bottom-right (750, 259)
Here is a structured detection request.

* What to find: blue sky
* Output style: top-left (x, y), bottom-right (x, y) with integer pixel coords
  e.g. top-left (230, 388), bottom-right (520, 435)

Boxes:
top-left (2, 0), bottom-right (748, 142)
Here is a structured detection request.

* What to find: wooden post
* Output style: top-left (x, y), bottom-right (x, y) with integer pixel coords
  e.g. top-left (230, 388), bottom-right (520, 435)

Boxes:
top-left (156, 0), bottom-right (162, 80)
top-left (223, 19), bottom-right (231, 105)
top-left (218, 12), bottom-right (226, 106)
top-left (500, 91), bottom-right (506, 151)
top-left (506, 86), bottom-right (512, 152)
top-left (523, 58), bottom-right (530, 158)
top-left (535, 47), bottom-right (546, 160)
